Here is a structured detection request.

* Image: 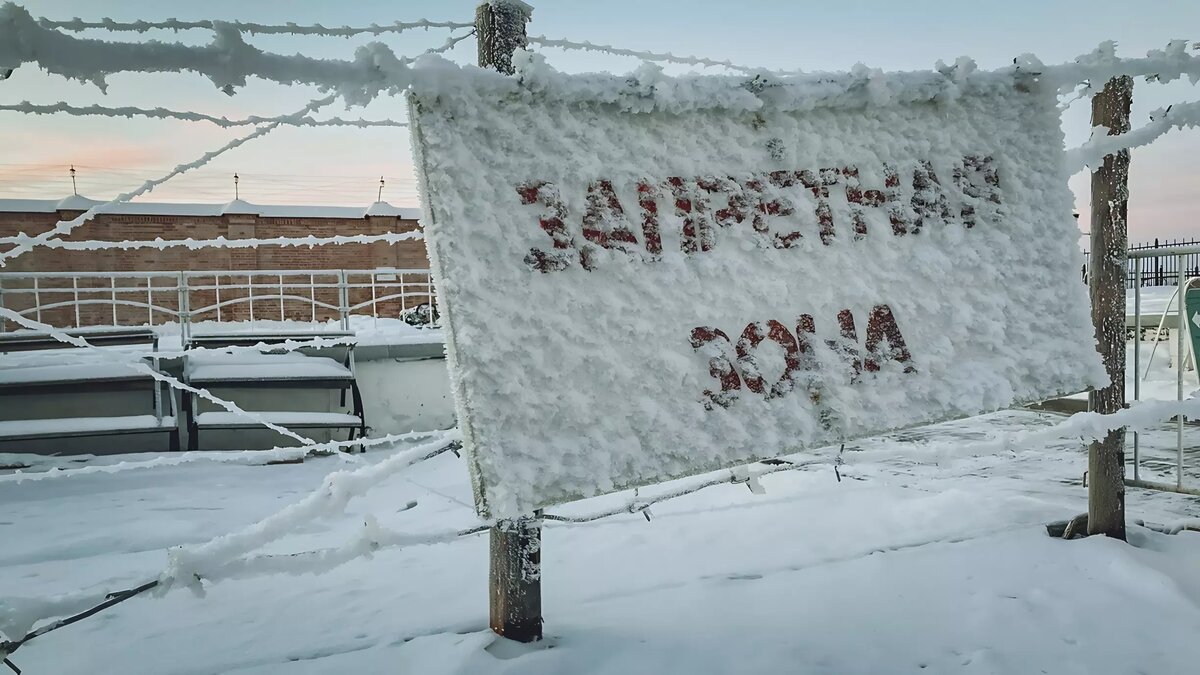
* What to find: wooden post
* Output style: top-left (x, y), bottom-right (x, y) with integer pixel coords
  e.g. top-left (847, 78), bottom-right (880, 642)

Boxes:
top-left (489, 515), bottom-right (542, 642)
top-left (476, 0), bottom-right (532, 76)
top-left (476, 0), bottom-right (542, 643)
top-left (1087, 75), bottom-right (1133, 541)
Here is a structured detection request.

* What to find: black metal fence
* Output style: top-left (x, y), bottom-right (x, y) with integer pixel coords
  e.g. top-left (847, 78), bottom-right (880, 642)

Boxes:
top-left (1082, 238), bottom-right (1200, 288)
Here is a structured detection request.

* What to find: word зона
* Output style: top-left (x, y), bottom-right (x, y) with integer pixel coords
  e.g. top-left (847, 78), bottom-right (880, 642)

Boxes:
top-left (692, 304), bottom-right (916, 409)
top-left (516, 156), bottom-right (1000, 273)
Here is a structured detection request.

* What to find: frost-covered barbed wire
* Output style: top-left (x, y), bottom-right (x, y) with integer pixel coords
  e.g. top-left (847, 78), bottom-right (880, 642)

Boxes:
top-left (0, 334), bottom-right (362, 368)
top-left (0, 432), bottom-right (460, 655)
top-left (527, 35), bottom-right (769, 75)
top-left (1065, 99), bottom-right (1200, 171)
top-left (0, 4), bottom-right (411, 103)
top-left (161, 429), bottom-right (460, 589)
top-left (1034, 40), bottom-right (1200, 94)
top-left (0, 100), bottom-right (406, 128)
top-left (0, 229), bottom-right (422, 251)
top-left (542, 460), bottom-right (825, 524)
top-left (0, 95), bottom-right (335, 267)
top-left (0, 308), bottom-right (321, 445)
top-left (426, 29), bottom-right (476, 57)
top-left (9, 394), bottom-right (1200, 647)
top-left (201, 520), bottom-right (486, 582)
top-left (38, 16), bottom-right (472, 37)
top-left (0, 430), bottom-right (450, 484)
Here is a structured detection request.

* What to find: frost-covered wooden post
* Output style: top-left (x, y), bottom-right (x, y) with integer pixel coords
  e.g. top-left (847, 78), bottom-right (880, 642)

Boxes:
top-left (476, 0), bottom-right (532, 76)
top-left (475, 0), bottom-right (542, 643)
top-left (489, 515), bottom-right (542, 642)
top-left (1087, 75), bottom-right (1132, 541)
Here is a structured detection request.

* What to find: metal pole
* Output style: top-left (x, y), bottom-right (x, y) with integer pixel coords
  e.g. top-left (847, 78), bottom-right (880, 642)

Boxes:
top-left (33, 277), bottom-right (41, 323)
top-left (370, 273), bottom-right (379, 330)
top-left (1177, 259), bottom-right (1185, 490)
top-left (1133, 258), bottom-right (1141, 481)
top-left (72, 276), bottom-right (81, 328)
top-left (309, 273), bottom-right (317, 325)
top-left (109, 277), bottom-right (117, 325)
top-left (179, 273), bottom-right (191, 341)
top-left (338, 270), bottom-right (349, 330)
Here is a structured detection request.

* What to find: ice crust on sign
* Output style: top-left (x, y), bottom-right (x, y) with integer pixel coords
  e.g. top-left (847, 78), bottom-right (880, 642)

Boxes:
top-left (407, 55), bottom-right (1106, 518)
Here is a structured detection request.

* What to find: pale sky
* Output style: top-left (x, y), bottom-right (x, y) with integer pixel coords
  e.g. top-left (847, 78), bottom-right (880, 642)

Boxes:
top-left (1, 0), bottom-right (1198, 243)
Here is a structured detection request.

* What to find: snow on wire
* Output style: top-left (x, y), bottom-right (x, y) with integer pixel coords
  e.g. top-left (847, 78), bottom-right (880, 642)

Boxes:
top-left (0, 307), bottom-right (322, 446)
top-left (0, 95), bottom-right (335, 267)
top-left (0, 431), bottom-right (464, 664)
top-left (1065, 98), bottom-right (1200, 172)
top-left (526, 35), bottom-right (770, 75)
top-left (160, 429), bottom-right (462, 588)
top-left (0, 230), bottom-right (423, 252)
top-left (0, 3), bottom-right (416, 103)
top-left (8, 391), bottom-right (1200, 657)
top-left (0, 100), bottom-right (407, 129)
top-left (37, 16), bottom-right (473, 37)
top-left (0, 430), bottom-right (452, 484)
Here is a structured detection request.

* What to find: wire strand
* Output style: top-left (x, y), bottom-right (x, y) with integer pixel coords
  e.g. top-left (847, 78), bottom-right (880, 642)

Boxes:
top-left (38, 16), bottom-right (473, 37)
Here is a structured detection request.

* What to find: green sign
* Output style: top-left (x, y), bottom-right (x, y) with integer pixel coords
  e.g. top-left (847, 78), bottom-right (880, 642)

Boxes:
top-left (1185, 286), bottom-right (1200, 382)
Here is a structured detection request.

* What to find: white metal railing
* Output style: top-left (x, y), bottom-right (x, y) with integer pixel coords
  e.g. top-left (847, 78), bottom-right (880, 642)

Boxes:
top-left (1126, 245), bottom-right (1200, 496)
top-left (0, 268), bottom-right (437, 337)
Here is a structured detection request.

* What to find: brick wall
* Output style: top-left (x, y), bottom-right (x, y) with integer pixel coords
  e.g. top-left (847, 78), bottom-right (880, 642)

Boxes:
top-left (0, 209), bottom-right (431, 328)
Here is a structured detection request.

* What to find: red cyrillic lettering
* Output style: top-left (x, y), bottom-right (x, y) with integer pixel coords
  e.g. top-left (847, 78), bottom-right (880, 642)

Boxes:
top-left (864, 304), bottom-right (916, 373)
top-left (691, 326), bottom-right (742, 408)
top-left (517, 181), bottom-right (578, 272)
top-left (582, 179), bottom-right (639, 250)
top-left (736, 319), bottom-right (801, 398)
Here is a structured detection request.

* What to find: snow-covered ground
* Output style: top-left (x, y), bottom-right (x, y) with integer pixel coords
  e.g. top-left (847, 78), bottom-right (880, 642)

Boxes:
top-left (4, 411), bottom-right (1200, 674)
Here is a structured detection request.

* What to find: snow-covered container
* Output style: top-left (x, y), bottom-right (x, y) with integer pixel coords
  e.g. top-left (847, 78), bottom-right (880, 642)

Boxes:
top-left (408, 55), bottom-right (1106, 518)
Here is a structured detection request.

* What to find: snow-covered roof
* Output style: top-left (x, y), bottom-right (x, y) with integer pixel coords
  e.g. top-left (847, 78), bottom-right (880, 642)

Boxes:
top-left (0, 195), bottom-right (422, 220)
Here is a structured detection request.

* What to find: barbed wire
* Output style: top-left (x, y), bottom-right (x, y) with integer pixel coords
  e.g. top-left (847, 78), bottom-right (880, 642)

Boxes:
top-left (8, 388), bottom-right (1199, 669)
top-left (0, 436), bottom-right (820, 669)
top-left (0, 433), bottom-right (462, 670)
top-left (0, 230), bottom-right (423, 251)
top-left (37, 16), bottom-right (473, 37)
top-left (161, 430), bottom-right (461, 587)
top-left (0, 100), bottom-right (407, 129)
top-left (0, 307), bottom-right (322, 445)
top-left (0, 5), bottom-right (413, 103)
top-left (0, 95), bottom-right (335, 267)
top-left (426, 29), bottom-right (477, 57)
top-left (0, 429), bottom-right (452, 484)
top-left (527, 35), bottom-right (770, 75)
top-left (1065, 99), bottom-right (1200, 171)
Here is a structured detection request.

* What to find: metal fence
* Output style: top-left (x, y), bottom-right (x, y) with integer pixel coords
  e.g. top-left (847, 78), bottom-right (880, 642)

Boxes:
top-left (1126, 245), bottom-right (1200, 496)
top-left (0, 268), bottom-right (437, 337)
top-left (1083, 238), bottom-right (1200, 287)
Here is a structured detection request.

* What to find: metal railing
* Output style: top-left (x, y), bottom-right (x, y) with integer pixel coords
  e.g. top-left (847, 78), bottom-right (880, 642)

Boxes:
top-left (0, 268), bottom-right (437, 337)
top-left (1126, 245), bottom-right (1200, 496)
top-left (1083, 237), bottom-right (1200, 288)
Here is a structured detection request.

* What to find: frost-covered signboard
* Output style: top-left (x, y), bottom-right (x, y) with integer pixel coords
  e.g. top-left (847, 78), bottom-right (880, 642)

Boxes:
top-left (408, 57), bottom-right (1105, 518)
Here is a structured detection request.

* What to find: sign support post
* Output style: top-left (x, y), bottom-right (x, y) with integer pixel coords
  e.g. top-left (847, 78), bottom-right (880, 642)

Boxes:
top-left (1087, 75), bottom-right (1133, 540)
top-left (489, 514), bottom-right (543, 642)
top-left (475, 0), bottom-right (543, 643)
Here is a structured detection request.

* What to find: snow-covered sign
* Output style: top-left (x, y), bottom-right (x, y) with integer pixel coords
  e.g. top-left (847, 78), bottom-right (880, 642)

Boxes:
top-left (408, 56), bottom-right (1106, 518)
